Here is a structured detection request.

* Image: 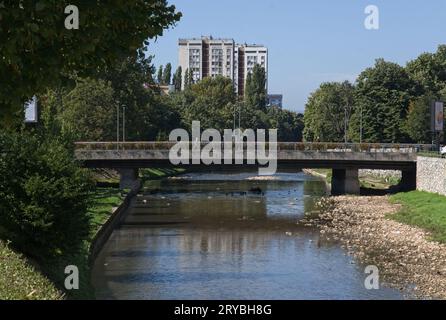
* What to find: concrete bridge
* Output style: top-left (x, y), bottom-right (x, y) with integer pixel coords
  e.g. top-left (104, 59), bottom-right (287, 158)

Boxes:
top-left (75, 142), bottom-right (434, 195)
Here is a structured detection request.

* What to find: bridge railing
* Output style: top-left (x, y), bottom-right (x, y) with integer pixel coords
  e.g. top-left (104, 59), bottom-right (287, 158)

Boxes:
top-left (74, 142), bottom-right (435, 153)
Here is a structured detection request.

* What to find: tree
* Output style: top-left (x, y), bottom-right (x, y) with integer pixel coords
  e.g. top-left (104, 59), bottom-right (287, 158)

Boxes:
top-left (0, 1), bottom-right (181, 127)
top-left (173, 66), bottom-right (183, 91)
top-left (163, 63), bottom-right (172, 85)
top-left (349, 59), bottom-right (416, 143)
top-left (268, 107), bottom-right (304, 142)
top-left (175, 76), bottom-right (236, 130)
top-left (157, 65), bottom-right (164, 84)
top-left (187, 69), bottom-right (195, 87)
top-left (45, 55), bottom-right (180, 141)
top-left (303, 81), bottom-right (355, 142)
top-left (406, 45), bottom-right (446, 96)
top-left (404, 95), bottom-right (433, 143)
top-left (0, 130), bottom-right (93, 257)
top-left (58, 78), bottom-right (117, 141)
top-left (245, 64), bottom-right (267, 110)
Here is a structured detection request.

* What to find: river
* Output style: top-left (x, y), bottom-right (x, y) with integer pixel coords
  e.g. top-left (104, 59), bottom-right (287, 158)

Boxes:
top-left (91, 171), bottom-right (405, 300)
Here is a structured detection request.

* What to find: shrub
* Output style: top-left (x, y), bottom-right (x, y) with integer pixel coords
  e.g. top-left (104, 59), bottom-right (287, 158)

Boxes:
top-left (0, 130), bottom-right (93, 257)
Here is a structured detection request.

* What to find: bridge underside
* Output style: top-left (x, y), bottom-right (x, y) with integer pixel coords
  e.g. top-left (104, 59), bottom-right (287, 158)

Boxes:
top-left (82, 160), bottom-right (417, 195)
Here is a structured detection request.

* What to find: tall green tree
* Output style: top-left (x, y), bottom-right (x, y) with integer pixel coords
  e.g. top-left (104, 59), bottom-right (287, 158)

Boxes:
top-left (245, 64), bottom-right (267, 110)
top-left (163, 63), bottom-right (172, 85)
top-left (404, 95), bottom-right (434, 143)
top-left (303, 81), bottom-right (355, 142)
top-left (173, 66), bottom-right (183, 91)
top-left (406, 45), bottom-right (446, 96)
top-left (0, 1), bottom-right (181, 128)
top-left (157, 65), bottom-right (164, 84)
top-left (349, 59), bottom-right (416, 143)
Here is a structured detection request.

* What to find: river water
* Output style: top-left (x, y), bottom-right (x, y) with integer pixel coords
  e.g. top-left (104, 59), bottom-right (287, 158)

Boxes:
top-left (92, 171), bottom-right (404, 300)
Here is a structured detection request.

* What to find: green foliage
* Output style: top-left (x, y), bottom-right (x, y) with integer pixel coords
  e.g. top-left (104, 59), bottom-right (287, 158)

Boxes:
top-left (176, 76), bottom-right (236, 130)
top-left (42, 56), bottom-right (181, 141)
top-left (390, 191), bottom-right (446, 244)
top-left (184, 68), bottom-right (194, 88)
top-left (163, 63), bottom-right (172, 85)
top-left (166, 75), bottom-right (304, 140)
top-left (0, 130), bottom-right (93, 257)
top-left (303, 81), bottom-right (354, 142)
top-left (350, 59), bottom-right (416, 143)
top-left (59, 78), bottom-right (117, 141)
top-left (0, 0), bottom-right (182, 127)
top-left (157, 65), bottom-right (164, 84)
top-left (406, 45), bottom-right (446, 95)
top-left (173, 66), bottom-right (183, 91)
top-left (404, 95), bottom-right (433, 143)
top-left (39, 187), bottom-right (124, 300)
top-left (245, 64), bottom-right (267, 111)
top-left (267, 106), bottom-right (304, 141)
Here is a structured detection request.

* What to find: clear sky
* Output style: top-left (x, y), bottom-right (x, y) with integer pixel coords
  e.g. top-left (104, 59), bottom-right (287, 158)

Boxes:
top-left (148, 0), bottom-right (446, 113)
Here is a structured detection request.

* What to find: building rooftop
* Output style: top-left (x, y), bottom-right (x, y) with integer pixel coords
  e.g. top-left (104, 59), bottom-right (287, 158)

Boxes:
top-left (178, 37), bottom-right (266, 48)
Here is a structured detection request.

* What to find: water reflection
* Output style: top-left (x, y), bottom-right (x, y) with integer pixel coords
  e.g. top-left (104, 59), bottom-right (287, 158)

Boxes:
top-left (92, 171), bottom-right (403, 300)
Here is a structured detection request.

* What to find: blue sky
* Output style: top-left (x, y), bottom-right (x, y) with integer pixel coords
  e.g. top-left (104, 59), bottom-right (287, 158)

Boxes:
top-left (148, 0), bottom-right (446, 113)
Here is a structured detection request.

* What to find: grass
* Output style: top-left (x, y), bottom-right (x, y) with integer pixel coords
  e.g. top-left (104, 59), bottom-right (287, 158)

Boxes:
top-left (0, 240), bottom-right (63, 300)
top-left (417, 151), bottom-right (444, 159)
top-left (360, 176), bottom-right (400, 190)
top-left (390, 191), bottom-right (446, 244)
top-left (140, 168), bottom-right (185, 182)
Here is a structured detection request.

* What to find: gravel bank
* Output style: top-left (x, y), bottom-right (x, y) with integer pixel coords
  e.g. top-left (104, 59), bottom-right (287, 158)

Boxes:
top-left (307, 196), bottom-right (446, 299)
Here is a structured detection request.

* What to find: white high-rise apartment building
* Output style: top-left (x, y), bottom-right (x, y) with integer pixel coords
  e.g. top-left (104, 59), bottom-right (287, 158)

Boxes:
top-left (178, 36), bottom-right (268, 96)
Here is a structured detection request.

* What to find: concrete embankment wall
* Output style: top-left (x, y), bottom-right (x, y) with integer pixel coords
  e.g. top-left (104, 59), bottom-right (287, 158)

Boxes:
top-left (88, 185), bottom-right (141, 265)
top-left (417, 156), bottom-right (446, 196)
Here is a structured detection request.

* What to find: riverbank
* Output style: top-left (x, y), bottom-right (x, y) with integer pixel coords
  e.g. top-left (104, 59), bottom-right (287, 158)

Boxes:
top-left (0, 187), bottom-right (125, 300)
top-left (309, 194), bottom-right (446, 299)
top-left (304, 168), bottom-right (400, 191)
top-left (39, 187), bottom-right (125, 299)
top-left (0, 240), bottom-right (63, 300)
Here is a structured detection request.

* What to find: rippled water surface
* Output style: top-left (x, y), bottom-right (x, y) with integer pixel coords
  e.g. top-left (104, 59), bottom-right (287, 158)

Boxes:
top-left (92, 171), bottom-right (404, 300)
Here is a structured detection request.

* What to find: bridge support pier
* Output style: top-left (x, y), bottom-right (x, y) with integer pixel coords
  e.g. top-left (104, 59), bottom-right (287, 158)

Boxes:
top-left (331, 168), bottom-right (360, 195)
top-left (399, 170), bottom-right (417, 192)
top-left (118, 168), bottom-right (140, 191)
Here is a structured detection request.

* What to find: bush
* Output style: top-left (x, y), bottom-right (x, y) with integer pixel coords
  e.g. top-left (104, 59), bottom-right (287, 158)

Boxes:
top-left (0, 130), bottom-right (93, 257)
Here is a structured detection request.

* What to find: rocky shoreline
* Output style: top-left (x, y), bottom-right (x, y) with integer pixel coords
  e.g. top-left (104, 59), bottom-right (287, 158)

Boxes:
top-left (306, 196), bottom-right (446, 300)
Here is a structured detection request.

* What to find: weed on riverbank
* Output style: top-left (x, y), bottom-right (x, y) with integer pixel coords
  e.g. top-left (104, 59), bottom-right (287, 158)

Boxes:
top-left (390, 191), bottom-right (446, 244)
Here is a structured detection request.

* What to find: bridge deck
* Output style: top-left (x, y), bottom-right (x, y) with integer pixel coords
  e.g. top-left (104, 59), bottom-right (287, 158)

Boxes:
top-left (75, 142), bottom-right (430, 171)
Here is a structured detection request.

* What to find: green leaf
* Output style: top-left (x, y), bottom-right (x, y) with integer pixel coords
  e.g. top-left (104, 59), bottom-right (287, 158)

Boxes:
top-left (35, 1), bottom-right (46, 12)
